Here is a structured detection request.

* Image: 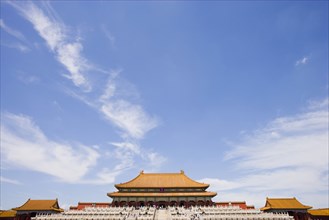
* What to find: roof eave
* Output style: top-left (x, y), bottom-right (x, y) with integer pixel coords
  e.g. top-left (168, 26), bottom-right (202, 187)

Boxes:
top-left (108, 191), bottom-right (217, 197)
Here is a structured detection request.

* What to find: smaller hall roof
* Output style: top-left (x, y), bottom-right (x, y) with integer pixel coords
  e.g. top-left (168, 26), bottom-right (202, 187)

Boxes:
top-left (115, 170), bottom-right (209, 189)
top-left (13, 199), bottom-right (63, 212)
top-left (70, 202), bottom-right (111, 210)
top-left (308, 208), bottom-right (329, 217)
top-left (0, 210), bottom-right (17, 217)
top-left (216, 201), bottom-right (254, 210)
top-left (261, 197), bottom-right (312, 211)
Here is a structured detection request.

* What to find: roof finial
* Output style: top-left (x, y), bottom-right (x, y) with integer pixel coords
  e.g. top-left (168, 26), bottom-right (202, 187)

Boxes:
top-left (140, 170), bottom-right (144, 174)
top-left (180, 170), bottom-right (184, 174)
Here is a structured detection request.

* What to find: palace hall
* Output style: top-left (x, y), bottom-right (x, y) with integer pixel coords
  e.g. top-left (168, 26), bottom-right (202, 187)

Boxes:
top-left (107, 170), bottom-right (217, 207)
top-left (1, 171), bottom-right (326, 220)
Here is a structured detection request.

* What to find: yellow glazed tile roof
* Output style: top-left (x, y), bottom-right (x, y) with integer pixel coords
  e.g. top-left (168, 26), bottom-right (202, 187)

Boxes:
top-left (13, 199), bottom-right (63, 212)
top-left (108, 191), bottom-right (217, 197)
top-left (115, 171), bottom-right (209, 189)
top-left (261, 198), bottom-right (312, 211)
top-left (0, 210), bottom-right (17, 217)
top-left (308, 208), bottom-right (329, 216)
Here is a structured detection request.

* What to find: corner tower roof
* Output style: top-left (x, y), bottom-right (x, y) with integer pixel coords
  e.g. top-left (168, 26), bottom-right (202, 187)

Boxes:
top-left (115, 170), bottom-right (209, 189)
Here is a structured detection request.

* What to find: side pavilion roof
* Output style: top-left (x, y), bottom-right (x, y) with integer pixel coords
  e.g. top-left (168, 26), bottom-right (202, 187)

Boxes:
top-left (115, 171), bottom-right (209, 189)
top-left (308, 208), bottom-right (329, 217)
top-left (13, 199), bottom-right (63, 212)
top-left (261, 197), bottom-right (312, 211)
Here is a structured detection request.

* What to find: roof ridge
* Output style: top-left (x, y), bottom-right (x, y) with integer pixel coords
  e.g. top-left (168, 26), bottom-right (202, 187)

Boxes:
top-left (28, 199), bottom-right (57, 201)
top-left (142, 171), bottom-right (183, 175)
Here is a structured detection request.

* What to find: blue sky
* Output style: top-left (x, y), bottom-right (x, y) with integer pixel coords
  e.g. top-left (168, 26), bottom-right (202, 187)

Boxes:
top-left (1, 1), bottom-right (328, 210)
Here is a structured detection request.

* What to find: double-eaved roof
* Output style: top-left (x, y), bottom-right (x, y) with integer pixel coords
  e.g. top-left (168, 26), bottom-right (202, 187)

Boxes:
top-left (115, 170), bottom-right (209, 189)
top-left (261, 197), bottom-right (312, 211)
top-left (13, 199), bottom-right (63, 212)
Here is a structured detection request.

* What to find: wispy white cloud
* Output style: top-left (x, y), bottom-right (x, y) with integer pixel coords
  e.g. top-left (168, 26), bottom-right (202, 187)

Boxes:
top-left (295, 56), bottom-right (309, 66)
top-left (9, 1), bottom-right (159, 141)
top-left (112, 142), bottom-right (137, 171)
top-left (145, 152), bottom-right (167, 170)
top-left (90, 76), bottom-right (163, 177)
top-left (0, 176), bottom-right (21, 185)
top-left (1, 42), bottom-right (30, 53)
top-left (14, 43), bottom-right (30, 53)
top-left (99, 70), bottom-right (120, 102)
top-left (7, 1), bottom-right (165, 178)
top-left (101, 100), bottom-right (158, 140)
top-left (1, 111), bottom-right (156, 185)
top-left (199, 178), bottom-right (241, 191)
top-left (0, 19), bottom-right (31, 52)
top-left (98, 79), bottom-right (163, 172)
top-left (64, 69), bottom-right (159, 143)
top-left (109, 141), bottom-right (167, 174)
top-left (93, 69), bottom-right (163, 171)
top-left (8, 1), bottom-right (91, 91)
top-left (101, 24), bottom-right (116, 47)
top-left (111, 142), bottom-right (141, 155)
top-left (200, 98), bottom-right (329, 208)
top-left (99, 69), bottom-right (140, 102)
top-left (0, 112), bottom-right (100, 183)
top-left (79, 168), bottom-right (121, 185)
top-left (16, 71), bottom-right (40, 84)
top-left (98, 70), bottom-right (158, 140)
top-left (0, 19), bottom-right (28, 43)
top-left (58, 42), bottom-right (90, 89)
top-left (307, 98), bottom-right (328, 110)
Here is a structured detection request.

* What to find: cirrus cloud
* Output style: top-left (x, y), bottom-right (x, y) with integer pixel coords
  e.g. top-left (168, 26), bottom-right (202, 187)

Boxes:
top-left (295, 56), bottom-right (309, 66)
top-left (6, 1), bottom-right (166, 183)
top-left (0, 112), bottom-right (100, 183)
top-left (200, 98), bottom-right (329, 208)
top-left (7, 1), bottom-right (91, 91)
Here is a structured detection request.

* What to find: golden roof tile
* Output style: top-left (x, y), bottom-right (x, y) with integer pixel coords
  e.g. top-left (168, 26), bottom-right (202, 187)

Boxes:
top-left (308, 208), bottom-right (329, 216)
top-left (115, 171), bottom-right (209, 189)
top-left (260, 197), bottom-right (312, 211)
top-left (13, 199), bottom-right (63, 212)
top-left (0, 210), bottom-right (17, 217)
